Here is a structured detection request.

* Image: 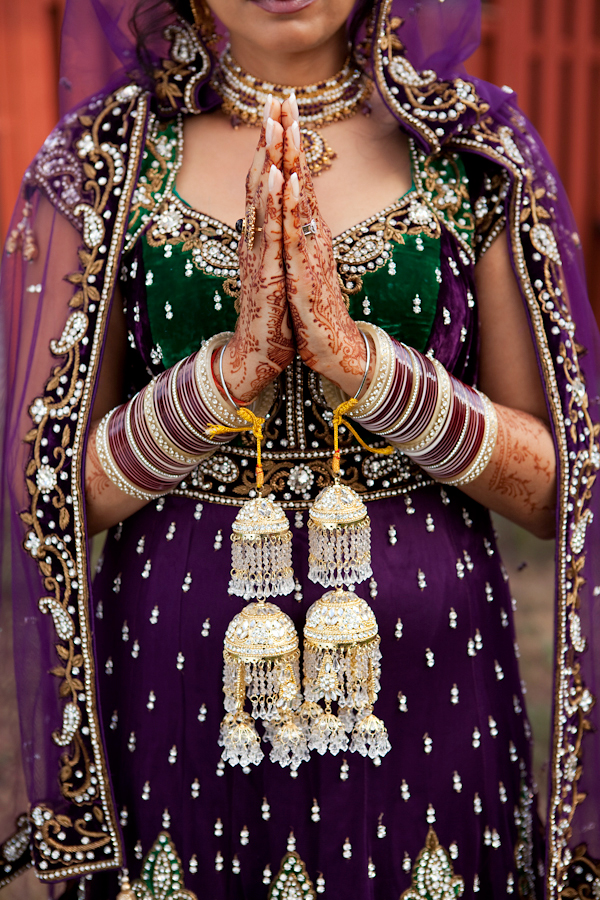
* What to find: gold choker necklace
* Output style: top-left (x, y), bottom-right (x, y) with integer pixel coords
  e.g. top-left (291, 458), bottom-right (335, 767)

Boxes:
top-left (211, 48), bottom-right (372, 175)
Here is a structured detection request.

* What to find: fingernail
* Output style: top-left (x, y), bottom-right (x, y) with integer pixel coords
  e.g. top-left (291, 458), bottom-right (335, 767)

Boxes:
top-left (292, 120), bottom-right (301, 151)
top-left (268, 163), bottom-right (278, 192)
top-left (262, 93), bottom-right (272, 124)
top-left (265, 116), bottom-right (274, 146)
top-left (289, 91), bottom-right (299, 121)
top-left (290, 172), bottom-right (299, 200)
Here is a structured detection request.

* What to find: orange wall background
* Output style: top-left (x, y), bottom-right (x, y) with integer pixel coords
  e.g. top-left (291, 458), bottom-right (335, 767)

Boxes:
top-left (1, 0), bottom-right (599, 313)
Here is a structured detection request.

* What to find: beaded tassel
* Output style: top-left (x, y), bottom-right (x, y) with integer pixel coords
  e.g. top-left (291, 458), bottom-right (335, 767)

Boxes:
top-left (210, 409), bottom-right (308, 770)
top-left (303, 397), bottom-right (391, 761)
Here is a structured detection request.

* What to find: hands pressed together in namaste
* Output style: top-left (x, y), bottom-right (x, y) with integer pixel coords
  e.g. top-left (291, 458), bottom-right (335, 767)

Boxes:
top-left (217, 95), bottom-right (370, 406)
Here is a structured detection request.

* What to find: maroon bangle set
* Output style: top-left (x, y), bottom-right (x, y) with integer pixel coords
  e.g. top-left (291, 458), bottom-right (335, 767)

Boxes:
top-left (359, 336), bottom-right (493, 482)
top-left (101, 348), bottom-right (233, 498)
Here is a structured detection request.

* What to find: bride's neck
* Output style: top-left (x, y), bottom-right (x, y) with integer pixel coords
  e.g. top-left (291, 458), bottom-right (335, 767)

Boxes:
top-left (227, 30), bottom-right (349, 85)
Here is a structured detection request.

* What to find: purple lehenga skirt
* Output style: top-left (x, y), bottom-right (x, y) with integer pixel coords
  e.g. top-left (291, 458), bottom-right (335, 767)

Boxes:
top-left (89, 480), bottom-right (543, 899)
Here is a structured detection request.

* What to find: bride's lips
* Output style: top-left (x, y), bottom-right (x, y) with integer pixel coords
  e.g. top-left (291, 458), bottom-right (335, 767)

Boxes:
top-left (250, 0), bottom-right (317, 13)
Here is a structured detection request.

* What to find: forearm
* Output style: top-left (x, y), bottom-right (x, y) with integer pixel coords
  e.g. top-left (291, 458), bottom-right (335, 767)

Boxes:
top-left (85, 421), bottom-right (148, 535)
top-left (340, 324), bottom-right (556, 540)
top-left (460, 404), bottom-right (556, 539)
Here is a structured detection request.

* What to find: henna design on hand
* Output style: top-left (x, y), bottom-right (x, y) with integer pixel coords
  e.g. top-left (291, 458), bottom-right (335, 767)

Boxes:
top-left (86, 423), bottom-right (112, 500)
top-left (282, 120), bottom-right (366, 388)
top-left (228, 112), bottom-right (294, 404)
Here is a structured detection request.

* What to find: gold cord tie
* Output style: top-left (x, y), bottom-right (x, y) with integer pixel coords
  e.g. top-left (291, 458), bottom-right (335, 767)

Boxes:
top-left (206, 407), bottom-right (266, 488)
top-left (331, 398), bottom-right (394, 475)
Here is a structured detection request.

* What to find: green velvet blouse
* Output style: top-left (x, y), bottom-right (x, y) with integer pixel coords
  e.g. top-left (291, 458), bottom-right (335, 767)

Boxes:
top-left (124, 117), bottom-right (476, 369)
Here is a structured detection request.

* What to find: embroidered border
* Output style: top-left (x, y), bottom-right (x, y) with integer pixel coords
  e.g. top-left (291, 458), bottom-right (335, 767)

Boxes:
top-left (0, 815), bottom-right (32, 889)
top-left (18, 86), bottom-right (148, 881)
top-left (451, 118), bottom-right (598, 898)
top-left (372, 2), bottom-right (489, 152)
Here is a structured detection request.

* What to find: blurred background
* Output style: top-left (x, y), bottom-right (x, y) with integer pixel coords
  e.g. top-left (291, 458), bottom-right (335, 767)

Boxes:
top-left (0, 0), bottom-right (596, 895)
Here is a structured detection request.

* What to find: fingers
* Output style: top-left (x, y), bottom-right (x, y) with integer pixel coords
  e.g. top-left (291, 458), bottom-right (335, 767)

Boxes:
top-left (246, 97), bottom-right (283, 199)
top-left (281, 96), bottom-right (301, 183)
top-left (263, 163), bottom-right (284, 245)
top-left (281, 93), bottom-right (298, 132)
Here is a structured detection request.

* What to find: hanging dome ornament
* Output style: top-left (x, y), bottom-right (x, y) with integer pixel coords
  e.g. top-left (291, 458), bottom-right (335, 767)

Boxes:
top-left (303, 335), bottom-right (392, 760)
top-left (229, 495), bottom-right (294, 600)
top-left (207, 353), bottom-right (308, 770)
top-left (220, 600), bottom-right (309, 770)
top-left (308, 480), bottom-right (372, 588)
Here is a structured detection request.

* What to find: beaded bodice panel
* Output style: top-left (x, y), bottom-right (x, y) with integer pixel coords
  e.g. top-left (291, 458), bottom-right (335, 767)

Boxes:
top-left (120, 112), bottom-right (503, 508)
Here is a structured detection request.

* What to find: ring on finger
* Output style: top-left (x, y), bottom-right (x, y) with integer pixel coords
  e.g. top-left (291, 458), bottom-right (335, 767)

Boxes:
top-left (235, 207), bottom-right (264, 247)
top-left (301, 218), bottom-right (318, 238)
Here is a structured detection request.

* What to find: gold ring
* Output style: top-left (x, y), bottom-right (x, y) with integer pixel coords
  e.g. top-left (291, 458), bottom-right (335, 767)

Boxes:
top-left (235, 209), bottom-right (263, 246)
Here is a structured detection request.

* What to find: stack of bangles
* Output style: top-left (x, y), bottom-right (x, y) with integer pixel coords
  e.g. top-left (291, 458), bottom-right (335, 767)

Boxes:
top-left (95, 332), bottom-right (269, 500)
top-left (346, 322), bottom-right (498, 486)
top-left (96, 323), bottom-right (498, 501)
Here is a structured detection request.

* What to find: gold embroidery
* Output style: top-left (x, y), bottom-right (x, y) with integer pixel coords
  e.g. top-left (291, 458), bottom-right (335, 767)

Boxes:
top-left (22, 86), bottom-right (147, 880)
top-left (154, 21), bottom-right (210, 113)
top-left (562, 844), bottom-right (600, 898)
top-left (373, 1), bottom-right (489, 151)
top-left (400, 827), bottom-right (464, 899)
top-left (0, 814), bottom-right (32, 888)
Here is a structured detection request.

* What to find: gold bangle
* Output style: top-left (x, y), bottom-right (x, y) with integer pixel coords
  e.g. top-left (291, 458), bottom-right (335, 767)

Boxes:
top-left (194, 332), bottom-right (277, 428)
top-left (195, 333), bottom-right (252, 429)
top-left (349, 322), bottom-right (395, 420)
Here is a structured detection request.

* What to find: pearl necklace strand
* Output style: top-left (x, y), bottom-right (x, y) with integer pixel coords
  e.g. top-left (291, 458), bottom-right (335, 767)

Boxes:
top-left (212, 47), bottom-right (372, 175)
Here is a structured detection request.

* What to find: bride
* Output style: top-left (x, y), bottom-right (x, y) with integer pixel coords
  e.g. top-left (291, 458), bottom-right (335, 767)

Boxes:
top-left (2, 0), bottom-right (599, 897)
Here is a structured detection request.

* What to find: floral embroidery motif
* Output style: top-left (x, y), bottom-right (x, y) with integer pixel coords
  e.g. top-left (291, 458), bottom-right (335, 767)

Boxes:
top-left (129, 832), bottom-right (196, 899)
top-left (373, 3), bottom-right (489, 152)
top-left (400, 827), bottom-right (464, 899)
top-left (268, 851), bottom-right (317, 900)
top-left (562, 845), bottom-right (600, 898)
top-left (153, 21), bottom-right (210, 114)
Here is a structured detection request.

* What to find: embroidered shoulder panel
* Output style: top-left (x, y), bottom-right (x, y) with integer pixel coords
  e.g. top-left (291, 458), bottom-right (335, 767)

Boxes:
top-left (152, 21), bottom-right (211, 118)
top-left (373, 1), bottom-right (490, 153)
top-left (24, 83), bottom-right (142, 233)
top-left (16, 85), bottom-right (149, 881)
